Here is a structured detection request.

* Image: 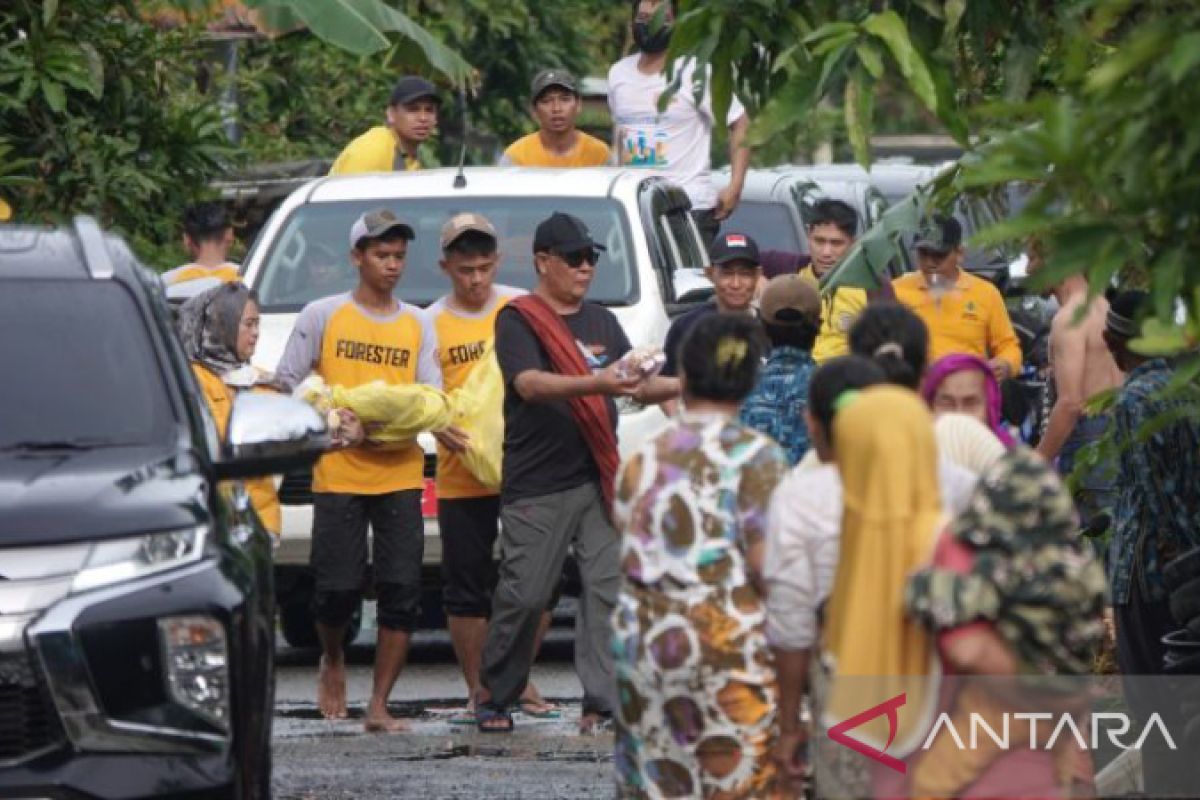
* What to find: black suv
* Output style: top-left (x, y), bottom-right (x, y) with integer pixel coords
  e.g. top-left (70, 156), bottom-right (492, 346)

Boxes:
top-left (0, 219), bottom-right (326, 799)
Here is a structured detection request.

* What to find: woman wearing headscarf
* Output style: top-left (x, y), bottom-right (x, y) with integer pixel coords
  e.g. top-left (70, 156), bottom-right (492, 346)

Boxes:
top-left (178, 282), bottom-right (281, 536)
top-left (921, 353), bottom-right (1016, 447)
top-left (612, 314), bottom-right (790, 799)
top-left (813, 385), bottom-right (946, 798)
top-left (905, 447), bottom-right (1105, 797)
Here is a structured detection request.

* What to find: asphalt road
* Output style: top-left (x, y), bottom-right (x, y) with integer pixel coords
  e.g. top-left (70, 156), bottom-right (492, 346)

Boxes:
top-left (272, 604), bottom-right (614, 800)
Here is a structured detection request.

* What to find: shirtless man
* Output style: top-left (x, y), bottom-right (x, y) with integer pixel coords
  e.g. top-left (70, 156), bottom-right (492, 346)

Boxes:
top-left (1029, 241), bottom-right (1124, 526)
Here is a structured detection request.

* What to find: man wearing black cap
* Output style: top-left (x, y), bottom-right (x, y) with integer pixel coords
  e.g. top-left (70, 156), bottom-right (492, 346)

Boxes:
top-left (1103, 289), bottom-right (1200, 795)
top-left (329, 76), bottom-right (440, 175)
top-left (475, 212), bottom-right (676, 733)
top-left (275, 208), bottom-right (442, 732)
top-left (661, 231), bottom-right (762, 383)
top-left (500, 69), bottom-right (611, 168)
top-left (892, 213), bottom-right (1022, 380)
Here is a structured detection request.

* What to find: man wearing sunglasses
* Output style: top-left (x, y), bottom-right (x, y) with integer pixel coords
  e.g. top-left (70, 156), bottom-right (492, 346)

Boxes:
top-left (475, 212), bottom-right (676, 734)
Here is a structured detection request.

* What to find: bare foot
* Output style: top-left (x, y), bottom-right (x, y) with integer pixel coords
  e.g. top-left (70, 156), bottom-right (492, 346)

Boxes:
top-left (317, 655), bottom-right (347, 720)
top-left (518, 683), bottom-right (557, 716)
top-left (364, 704), bottom-right (410, 733)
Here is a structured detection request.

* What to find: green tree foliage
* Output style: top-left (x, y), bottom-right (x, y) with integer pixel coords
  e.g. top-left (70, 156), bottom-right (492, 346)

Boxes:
top-left (683, 0), bottom-right (1200, 356)
top-left (0, 0), bottom-right (231, 265)
top-left (234, 0), bottom-right (625, 166)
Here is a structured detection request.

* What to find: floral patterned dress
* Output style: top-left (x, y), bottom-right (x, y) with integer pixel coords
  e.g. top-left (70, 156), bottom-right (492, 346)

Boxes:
top-left (612, 413), bottom-right (790, 799)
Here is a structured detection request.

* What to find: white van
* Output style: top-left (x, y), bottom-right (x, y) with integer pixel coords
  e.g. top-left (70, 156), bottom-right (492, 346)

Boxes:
top-left (241, 166), bottom-right (709, 643)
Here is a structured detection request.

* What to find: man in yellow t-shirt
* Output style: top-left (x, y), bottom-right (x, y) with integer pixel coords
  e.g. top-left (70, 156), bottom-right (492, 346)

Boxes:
top-left (426, 213), bottom-right (556, 717)
top-left (499, 69), bottom-right (610, 168)
top-left (162, 201), bottom-right (240, 286)
top-left (275, 208), bottom-right (442, 733)
top-left (892, 214), bottom-right (1022, 380)
top-left (795, 199), bottom-right (873, 362)
top-left (329, 76), bottom-right (440, 175)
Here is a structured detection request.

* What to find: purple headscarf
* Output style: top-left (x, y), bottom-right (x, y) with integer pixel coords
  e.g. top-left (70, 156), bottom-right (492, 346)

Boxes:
top-left (920, 353), bottom-right (1016, 448)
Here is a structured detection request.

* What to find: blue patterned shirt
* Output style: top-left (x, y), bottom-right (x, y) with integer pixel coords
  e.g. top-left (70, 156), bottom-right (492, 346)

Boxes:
top-left (738, 346), bottom-right (816, 465)
top-left (1110, 359), bottom-right (1200, 605)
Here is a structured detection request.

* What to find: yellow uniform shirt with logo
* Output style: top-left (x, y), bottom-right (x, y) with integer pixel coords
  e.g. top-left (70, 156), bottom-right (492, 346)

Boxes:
top-left (329, 126), bottom-right (422, 175)
top-left (274, 293), bottom-right (442, 495)
top-left (162, 263), bottom-right (241, 287)
top-left (427, 286), bottom-right (524, 498)
top-left (892, 270), bottom-right (1022, 375)
top-left (797, 264), bottom-right (868, 363)
top-left (500, 132), bottom-right (611, 168)
top-left (190, 364), bottom-right (281, 534)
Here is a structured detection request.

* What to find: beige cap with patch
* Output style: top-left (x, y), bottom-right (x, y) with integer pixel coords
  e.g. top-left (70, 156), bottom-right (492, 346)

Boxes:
top-left (440, 212), bottom-right (498, 250)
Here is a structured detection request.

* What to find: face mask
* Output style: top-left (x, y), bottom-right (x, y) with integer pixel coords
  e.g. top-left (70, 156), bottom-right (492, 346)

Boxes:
top-left (633, 21), bottom-right (672, 54)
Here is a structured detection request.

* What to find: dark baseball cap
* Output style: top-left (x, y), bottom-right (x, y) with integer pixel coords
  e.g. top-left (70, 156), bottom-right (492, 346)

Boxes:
top-left (531, 69), bottom-right (579, 101)
top-left (390, 76), bottom-right (440, 107)
top-left (709, 232), bottom-right (761, 269)
top-left (760, 274), bottom-right (821, 326)
top-left (913, 214), bottom-right (963, 254)
top-left (532, 212), bottom-right (607, 255)
top-left (349, 209), bottom-right (414, 249)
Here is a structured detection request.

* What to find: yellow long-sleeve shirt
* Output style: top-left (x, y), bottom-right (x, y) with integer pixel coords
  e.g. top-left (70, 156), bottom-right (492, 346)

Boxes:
top-left (892, 270), bottom-right (1022, 375)
top-left (191, 364), bottom-right (281, 535)
top-left (797, 264), bottom-right (869, 363)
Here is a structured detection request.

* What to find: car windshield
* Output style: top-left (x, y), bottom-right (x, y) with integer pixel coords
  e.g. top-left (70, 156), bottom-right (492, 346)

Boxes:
top-left (0, 282), bottom-right (172, 449)
top-left (254, 197), bottom-right (638, 310)
top-left (716, 200), bottom-right (802, 255)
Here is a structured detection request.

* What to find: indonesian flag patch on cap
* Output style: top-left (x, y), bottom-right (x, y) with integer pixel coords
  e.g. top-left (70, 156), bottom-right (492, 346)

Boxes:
top-left (725, 234), bottom-right (748, 247)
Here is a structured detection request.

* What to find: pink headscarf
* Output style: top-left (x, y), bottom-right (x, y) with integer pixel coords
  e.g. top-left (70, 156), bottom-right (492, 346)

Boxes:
top-left (920, 353), bottom-right (1016, 448)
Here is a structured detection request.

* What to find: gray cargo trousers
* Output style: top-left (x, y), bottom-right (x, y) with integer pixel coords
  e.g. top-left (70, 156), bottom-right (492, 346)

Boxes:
top-left (480, 481), bottom-right (619, 716)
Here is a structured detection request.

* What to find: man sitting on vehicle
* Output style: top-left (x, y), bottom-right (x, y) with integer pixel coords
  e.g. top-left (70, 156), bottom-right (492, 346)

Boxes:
top-left (162, 201), bottom-right (240, 286)
top-left (329, 76), bottom-right (440, 174)
top-left (500, 69), bottom-right (610, 168)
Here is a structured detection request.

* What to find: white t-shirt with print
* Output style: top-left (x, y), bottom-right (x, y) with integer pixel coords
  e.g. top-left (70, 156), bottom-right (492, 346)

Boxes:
top-left (607, 55), bottom-right (747, 211)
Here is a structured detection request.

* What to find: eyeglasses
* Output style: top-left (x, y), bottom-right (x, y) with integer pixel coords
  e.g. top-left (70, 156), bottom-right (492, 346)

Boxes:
top-left (555, 248), bottom-right (599, 269)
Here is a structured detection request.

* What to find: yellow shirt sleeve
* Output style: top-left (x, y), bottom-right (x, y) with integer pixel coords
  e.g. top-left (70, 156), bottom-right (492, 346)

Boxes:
top-left (192, 363), bottom-right (281, 535)
top-left (985, 283), bottom-right (1023, 374)
top-left (329, 126), bottom-right (397, 175)
top-left (812, 287), bottom-right (867, 363)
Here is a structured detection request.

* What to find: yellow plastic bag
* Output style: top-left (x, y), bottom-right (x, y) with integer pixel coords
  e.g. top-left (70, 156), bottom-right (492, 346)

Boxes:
top-left (448, 346), bottom-right (505, 490)
top-left (295, 376), bottom-right (453, 446)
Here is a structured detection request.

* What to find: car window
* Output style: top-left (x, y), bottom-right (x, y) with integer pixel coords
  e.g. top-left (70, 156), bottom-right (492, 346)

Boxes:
top-left (254, 197), bottom-right (638, 310)
top-left (718, 200), bottom-right (802, 254)
top-left (0, 282), bottom-right (173, 448)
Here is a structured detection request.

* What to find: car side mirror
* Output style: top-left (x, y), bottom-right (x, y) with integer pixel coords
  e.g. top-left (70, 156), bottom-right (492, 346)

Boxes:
top-left (215, 392), bottom-right (329, 480)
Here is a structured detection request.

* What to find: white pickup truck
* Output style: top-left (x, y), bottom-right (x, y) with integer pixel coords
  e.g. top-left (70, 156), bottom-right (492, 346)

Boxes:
top-left (241, 166), bottom-right (711, 645)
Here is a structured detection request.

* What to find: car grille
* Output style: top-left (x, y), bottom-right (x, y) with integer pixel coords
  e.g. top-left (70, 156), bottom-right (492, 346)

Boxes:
top-left (279, 453), bottom-right (438, 506)
top-left (0, 652), bottom-right (63, 763)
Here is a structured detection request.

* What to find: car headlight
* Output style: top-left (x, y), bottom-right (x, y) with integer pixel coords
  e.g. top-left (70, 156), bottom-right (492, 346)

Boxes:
top-left (71, 527), bottom-right (207, 593)
top-left (159, 615), bottom-right (229, 731)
